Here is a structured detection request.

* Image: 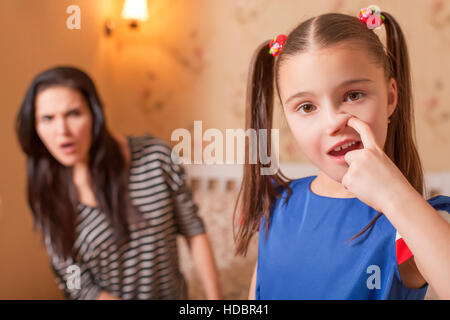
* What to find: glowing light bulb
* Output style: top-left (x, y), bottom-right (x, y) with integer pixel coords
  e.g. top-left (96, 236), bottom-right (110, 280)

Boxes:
top-left (121, 0), bottom-right (149, 21)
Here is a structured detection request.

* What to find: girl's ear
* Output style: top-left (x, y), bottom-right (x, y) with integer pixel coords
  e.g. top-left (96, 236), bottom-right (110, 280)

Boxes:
top-left (387, 77), bottom-right (398, 118)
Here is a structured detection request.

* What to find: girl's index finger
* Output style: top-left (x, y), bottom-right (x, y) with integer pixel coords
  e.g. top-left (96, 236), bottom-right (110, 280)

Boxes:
top-left (346, 117), bottom-right (377, 149)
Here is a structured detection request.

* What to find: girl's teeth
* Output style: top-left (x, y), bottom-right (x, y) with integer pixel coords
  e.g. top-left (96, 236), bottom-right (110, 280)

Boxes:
top-left (334, 141), bottom-right (356, 152)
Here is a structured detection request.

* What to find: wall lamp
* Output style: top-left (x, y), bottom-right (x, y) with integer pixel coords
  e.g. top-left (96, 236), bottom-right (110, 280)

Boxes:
top-left (105, 0), bottom-right (149, 36)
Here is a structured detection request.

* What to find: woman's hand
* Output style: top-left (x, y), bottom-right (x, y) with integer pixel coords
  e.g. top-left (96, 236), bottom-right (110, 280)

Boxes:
top-left (342, 117), bottom-right (413, 213)
top-left (97, 290), bottom-right (121, 300)
top-left (186, 233), bottom-right (222, 299)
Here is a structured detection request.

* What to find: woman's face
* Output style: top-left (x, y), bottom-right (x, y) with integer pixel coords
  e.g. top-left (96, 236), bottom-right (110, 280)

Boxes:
top-left (35, 86), bottom-right (93, 167)
top-left (278, 43), bottom-right (397, 183)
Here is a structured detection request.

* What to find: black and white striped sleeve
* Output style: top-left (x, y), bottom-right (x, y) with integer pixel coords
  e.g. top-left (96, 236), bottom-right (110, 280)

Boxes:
top-left (169, 163), bottom-right (206, 237)
top-left (43, 233), bottom-right (102, 300)
top-left (147, 138), bottom-right (206, 237)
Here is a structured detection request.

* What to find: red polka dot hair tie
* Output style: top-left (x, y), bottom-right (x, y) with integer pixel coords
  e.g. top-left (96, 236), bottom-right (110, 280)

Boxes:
top-left (359, 5), bottom-right (386, 30)
top-left (269, 34), bottom-right (287, 57)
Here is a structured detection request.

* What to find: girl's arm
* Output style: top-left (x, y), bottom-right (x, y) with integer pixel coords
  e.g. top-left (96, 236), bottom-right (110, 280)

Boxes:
top-left (383, 185), bottom-right (450, 299)
top-left (343, 117), bottom-right (450, 298)
top-left (186, 233), bottom-right (222, 299)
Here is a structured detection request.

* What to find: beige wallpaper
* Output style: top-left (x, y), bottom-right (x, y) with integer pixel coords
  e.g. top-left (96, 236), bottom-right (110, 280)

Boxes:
top-left (98, 0), bottom-right (450, 168)
top-left (0, 0), bottom-right (449, 299)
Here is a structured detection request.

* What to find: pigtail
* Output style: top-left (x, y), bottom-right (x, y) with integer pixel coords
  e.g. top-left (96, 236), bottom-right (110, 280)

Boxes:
top-left (233, 41), bottom-right (291, 256)
top-left (382, 12), bottom-right (424, 196)
top-left (348, 13), bottom-right (425, 242)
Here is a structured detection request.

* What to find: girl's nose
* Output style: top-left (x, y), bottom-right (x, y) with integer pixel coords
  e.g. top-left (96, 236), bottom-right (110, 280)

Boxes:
top-left (324, 107), bottom-right (352, 136)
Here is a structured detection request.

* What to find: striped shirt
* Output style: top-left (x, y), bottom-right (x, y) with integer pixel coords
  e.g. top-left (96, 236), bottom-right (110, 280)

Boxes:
top-left (42, 134), bottom-right (205, 300)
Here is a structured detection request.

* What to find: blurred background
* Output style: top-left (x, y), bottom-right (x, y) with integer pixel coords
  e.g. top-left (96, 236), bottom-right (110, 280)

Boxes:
top-left (0, 0), bottom-right (449, 299)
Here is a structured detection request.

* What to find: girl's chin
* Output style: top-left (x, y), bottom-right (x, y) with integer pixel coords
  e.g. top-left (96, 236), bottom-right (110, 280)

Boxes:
top-left (316, 166), bottom-right (346, 185)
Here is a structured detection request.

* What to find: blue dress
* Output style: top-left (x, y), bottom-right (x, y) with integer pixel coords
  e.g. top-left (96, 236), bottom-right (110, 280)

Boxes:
top-left (255, 176), bottom-right (450, 300)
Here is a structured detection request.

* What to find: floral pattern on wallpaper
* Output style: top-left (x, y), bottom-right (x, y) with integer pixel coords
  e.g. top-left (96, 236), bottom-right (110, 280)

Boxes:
top-left (106, 0), bottom-right (449, 168)
top-left (418, 0), bottom-right (450, 144)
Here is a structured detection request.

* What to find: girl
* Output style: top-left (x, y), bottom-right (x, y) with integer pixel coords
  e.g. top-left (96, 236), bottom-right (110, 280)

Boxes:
top-left (235, 7), bottom-right (450, 300)
top-left (16, 66), bottom-right (221, 300)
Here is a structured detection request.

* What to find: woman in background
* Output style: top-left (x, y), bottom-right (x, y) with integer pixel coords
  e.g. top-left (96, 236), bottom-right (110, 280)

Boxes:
top-left (16, 66), bottom-right (221, 300)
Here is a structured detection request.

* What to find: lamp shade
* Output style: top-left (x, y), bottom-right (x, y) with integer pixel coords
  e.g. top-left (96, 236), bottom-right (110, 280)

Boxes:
top-left (121, 0), bottom-right (149, 21)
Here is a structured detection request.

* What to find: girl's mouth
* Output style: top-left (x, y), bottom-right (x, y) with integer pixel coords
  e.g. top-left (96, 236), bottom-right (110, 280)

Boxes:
top-left (327, 141), bottom-right (362, 161)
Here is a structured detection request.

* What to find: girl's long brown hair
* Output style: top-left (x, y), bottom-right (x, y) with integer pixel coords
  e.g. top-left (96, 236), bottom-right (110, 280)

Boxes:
top-left (234, 12), bottom-right (424, 256)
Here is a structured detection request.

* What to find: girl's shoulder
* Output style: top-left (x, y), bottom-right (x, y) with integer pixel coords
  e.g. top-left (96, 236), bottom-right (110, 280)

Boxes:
top-left (272, 175), bottom-right (315, 201)
top-left (288, 175), bottom-right (316, 192)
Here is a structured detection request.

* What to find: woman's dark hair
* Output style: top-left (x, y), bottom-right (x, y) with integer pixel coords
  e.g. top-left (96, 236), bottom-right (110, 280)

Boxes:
top-left (16, 66), bottom-right (141, 259)
top-left (234, 13), bottom-right (424, 256)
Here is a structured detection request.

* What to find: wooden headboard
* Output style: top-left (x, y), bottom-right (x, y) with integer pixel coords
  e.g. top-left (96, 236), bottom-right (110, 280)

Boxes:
top-left (185, 163), bottom-right (450, 198)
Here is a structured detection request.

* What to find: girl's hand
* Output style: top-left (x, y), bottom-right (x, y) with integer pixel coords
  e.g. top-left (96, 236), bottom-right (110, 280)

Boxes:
top-left (342, 117), bottom-right (413, 213)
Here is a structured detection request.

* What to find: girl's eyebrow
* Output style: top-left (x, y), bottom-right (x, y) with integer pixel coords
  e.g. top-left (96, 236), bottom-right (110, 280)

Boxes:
top-left (284, 78), bottom-right (373, 105)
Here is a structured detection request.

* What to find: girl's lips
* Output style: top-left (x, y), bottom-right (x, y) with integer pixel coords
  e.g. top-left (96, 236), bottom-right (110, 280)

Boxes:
top-left (327, 139), bottom-right (361, 154)
top-left (327, 141), bottom-right (362, 162)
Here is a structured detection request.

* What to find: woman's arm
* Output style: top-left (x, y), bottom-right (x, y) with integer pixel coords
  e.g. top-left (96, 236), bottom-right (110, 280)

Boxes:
top-left (186, 233), bottom-right (222, 299)
top-left (248, 261), bottom-right (257, 300)
top-left (383, 184), bottom-right (450, 299)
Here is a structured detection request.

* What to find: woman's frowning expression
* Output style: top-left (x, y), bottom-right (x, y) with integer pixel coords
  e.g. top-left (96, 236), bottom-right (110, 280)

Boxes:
top-left (35, 86), bottom-right (93, 167)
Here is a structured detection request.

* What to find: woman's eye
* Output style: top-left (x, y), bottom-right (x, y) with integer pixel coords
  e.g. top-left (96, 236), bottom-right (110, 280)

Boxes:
top-left (68, 110), bottom-right (81, 116)
top-left (346, 91), bottom-right (364, 102)
top-left (41, 115), bottom-right (53, 122)
top-left (296, 104), bottom-right (316, 114)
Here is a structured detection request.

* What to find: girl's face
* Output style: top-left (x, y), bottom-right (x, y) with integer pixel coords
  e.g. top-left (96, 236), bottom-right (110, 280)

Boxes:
top-left (35, 86), bottom-right (93, 167)
top-left (278, 43), bottom-right (397, 183)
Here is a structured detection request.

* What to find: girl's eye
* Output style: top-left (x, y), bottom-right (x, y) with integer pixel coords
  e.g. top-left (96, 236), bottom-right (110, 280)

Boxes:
top-left (41, 115), bottom-right (53, 122)
top-left (345, 91), bottom-right (364, 102)
top-left (296, 104), bottom-right (316, 114)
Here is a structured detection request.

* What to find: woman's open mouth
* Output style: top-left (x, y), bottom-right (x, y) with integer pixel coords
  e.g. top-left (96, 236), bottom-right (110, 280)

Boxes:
top-left (60, 142), bottom-right (76, 154)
